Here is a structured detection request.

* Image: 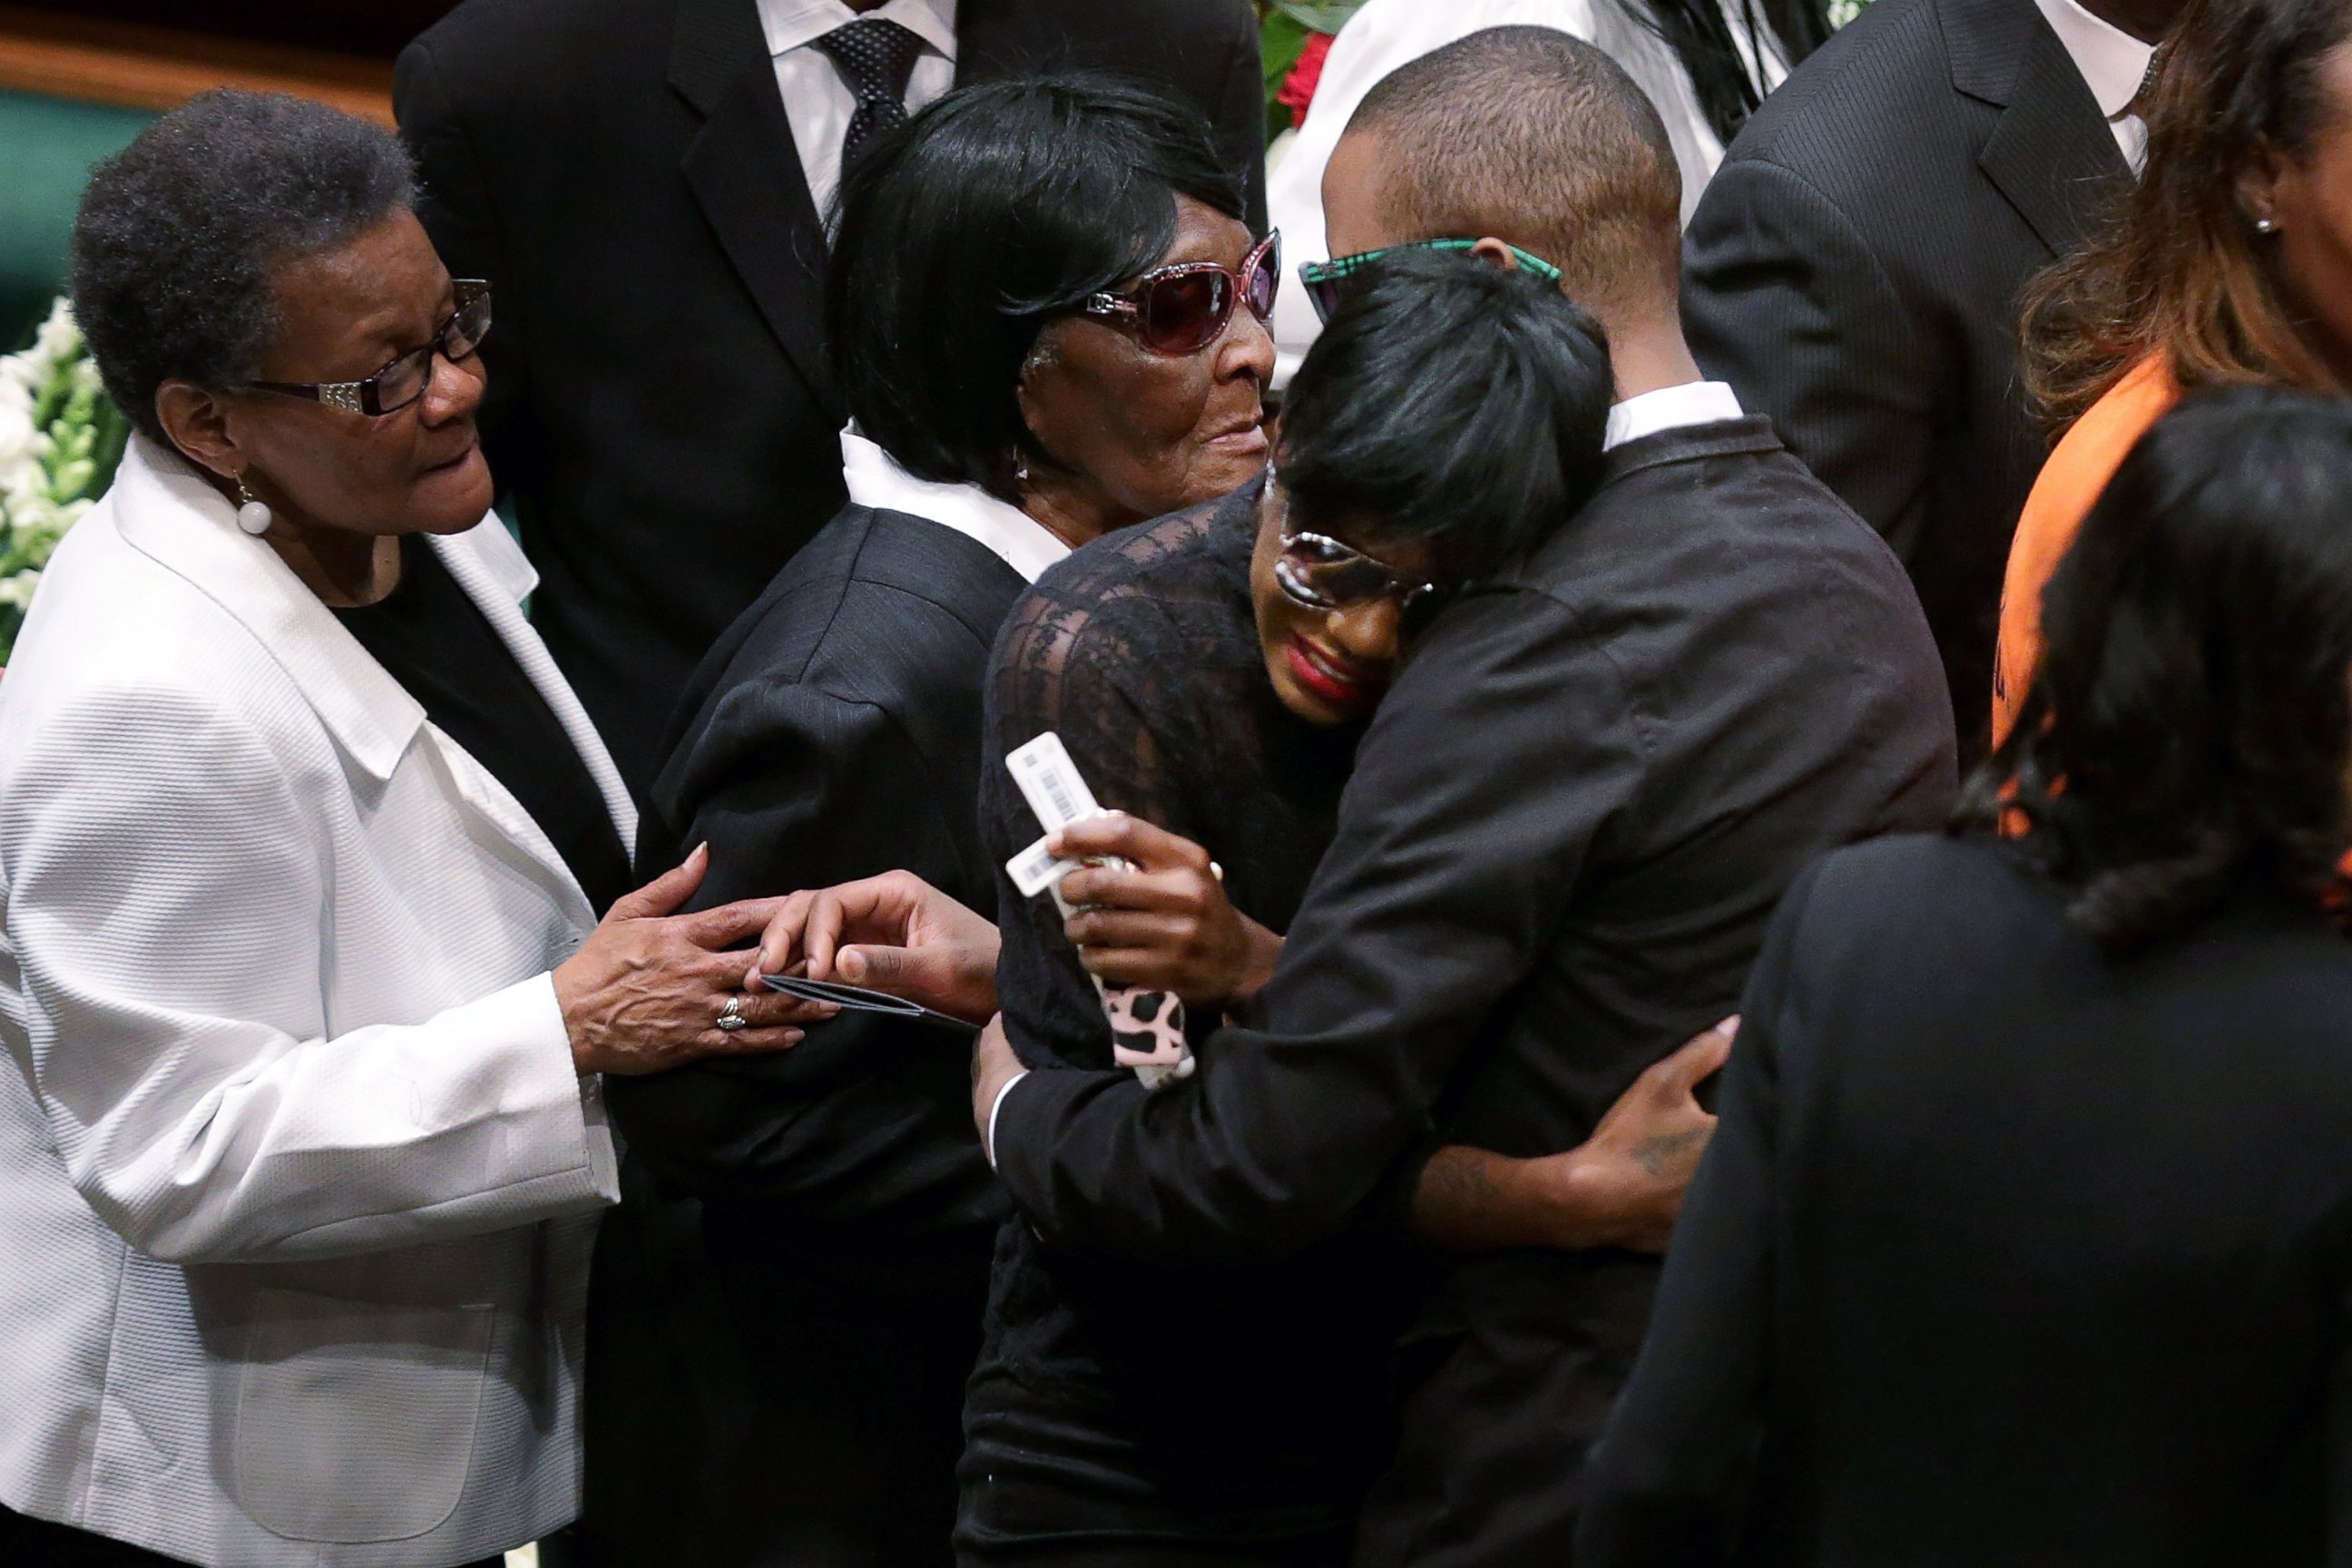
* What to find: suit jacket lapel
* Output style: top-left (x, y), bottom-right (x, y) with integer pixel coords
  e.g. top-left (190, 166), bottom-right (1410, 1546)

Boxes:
top-left (670, 0), bottom-right (838, 417)
top-left (1945, 0), bottom-right (2132, 259)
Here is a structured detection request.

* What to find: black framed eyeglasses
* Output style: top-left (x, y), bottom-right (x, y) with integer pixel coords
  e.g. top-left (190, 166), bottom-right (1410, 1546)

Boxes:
top-left (247, 279), bottom-right (493, 416)
top-left (1297, 240), bottom-right (1564, 324)
top-left (1082, 231), bottom-right (1280, 356)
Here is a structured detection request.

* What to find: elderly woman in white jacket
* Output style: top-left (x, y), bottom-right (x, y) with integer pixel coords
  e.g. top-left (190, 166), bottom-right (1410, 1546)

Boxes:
top-left (0, 92), bottom-right (813, 1568)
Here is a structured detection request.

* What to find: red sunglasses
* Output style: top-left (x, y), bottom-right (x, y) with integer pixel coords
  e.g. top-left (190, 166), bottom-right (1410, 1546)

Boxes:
top-left (1080, 231), bottom-right (1280, 356)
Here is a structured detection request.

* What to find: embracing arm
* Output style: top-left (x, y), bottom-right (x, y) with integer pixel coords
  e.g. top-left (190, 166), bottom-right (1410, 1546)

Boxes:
top-left (1029, 813), bottom-right (1731, 1256)
top-left (1412, 1020), bottom-right (1733, 1254)
top-left (989, 592), bottom-right (1645, 1266)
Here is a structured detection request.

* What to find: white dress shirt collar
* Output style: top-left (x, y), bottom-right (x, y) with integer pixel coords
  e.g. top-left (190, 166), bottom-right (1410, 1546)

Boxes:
top-left (2032, 0), bottom-right (2154, 120)
top-left (2033, 0), bottom-right (2156, 169)
top-left (1602, 380), bottom-right (1745, 451)
top-left (758, 0), bottom-right (958, 62)
top-left (840, 427), bottom-right (1071, 584)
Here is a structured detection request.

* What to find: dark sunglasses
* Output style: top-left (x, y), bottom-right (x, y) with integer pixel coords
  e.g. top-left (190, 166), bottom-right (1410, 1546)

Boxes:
top-left (1082, 231), bottom-right (1280, 356)
top-left (1297, 239), bottom-right (1563, 325)
top-left (247, 279), bottom-right (493, 416)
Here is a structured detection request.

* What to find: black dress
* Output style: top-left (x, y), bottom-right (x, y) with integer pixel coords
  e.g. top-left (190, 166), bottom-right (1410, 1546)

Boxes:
top-left (334, 533), bottom-right (632, 916)
top-left (1579, 833), bottom-right (2352, 1567)
top-left (961, 480), bottom-right (1402, 1566)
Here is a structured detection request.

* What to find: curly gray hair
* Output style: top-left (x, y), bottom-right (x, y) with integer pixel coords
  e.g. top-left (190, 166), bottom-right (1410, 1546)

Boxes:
top-left (70, 90), bottom-right (418, 446)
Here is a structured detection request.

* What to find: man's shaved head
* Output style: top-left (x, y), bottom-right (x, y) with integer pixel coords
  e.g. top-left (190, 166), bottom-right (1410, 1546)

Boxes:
top-left (1332, 26), bottom-right (1684, 320)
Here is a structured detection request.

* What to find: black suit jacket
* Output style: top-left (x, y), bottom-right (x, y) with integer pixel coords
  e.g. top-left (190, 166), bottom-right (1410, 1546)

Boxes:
top-left (1580, 833), bottom-right (2352, 1568)
top-left (989, 419), bottom-right (1958, 1566)
top-left (1681, 0), bottom-right (2131, 760)
top-left (591, 506), bottom-right (1026, 1568)
top-left (396, 0), bottom-right (1266, 789)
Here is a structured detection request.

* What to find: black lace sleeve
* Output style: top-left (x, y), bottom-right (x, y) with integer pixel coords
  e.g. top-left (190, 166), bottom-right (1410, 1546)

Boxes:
top-left (983, 478), bottom-right (1351, 1078)
top-left (982, 510), bottom-right (1220, 1074)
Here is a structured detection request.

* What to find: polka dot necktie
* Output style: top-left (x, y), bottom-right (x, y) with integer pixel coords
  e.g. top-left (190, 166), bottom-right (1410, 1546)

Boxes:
top-left (812, 17), bottom-right (928, 174)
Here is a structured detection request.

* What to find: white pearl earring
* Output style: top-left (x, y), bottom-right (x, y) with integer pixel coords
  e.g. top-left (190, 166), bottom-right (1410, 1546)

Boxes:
top-left (2255, 216), bottom-right (2278, 234)
top-left (234, 474), bottom-right (273, 536)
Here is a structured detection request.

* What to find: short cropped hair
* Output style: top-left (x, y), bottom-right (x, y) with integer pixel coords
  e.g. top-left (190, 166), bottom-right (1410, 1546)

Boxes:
top-left (828, 76), bottom-right (1247, 489)
top-left (72, 90), bottom-right (417, 446)
top-left (1277, 246), bottom-right (1613, 581)
top-left (1978, 388), bottom-right (2352, 950)
top-left (1346, 27), bottom-right (1683, 316)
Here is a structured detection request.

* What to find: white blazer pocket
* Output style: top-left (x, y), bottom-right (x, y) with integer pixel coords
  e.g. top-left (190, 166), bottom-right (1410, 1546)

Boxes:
top-left (230, 1289), bottom-right (495, 1544)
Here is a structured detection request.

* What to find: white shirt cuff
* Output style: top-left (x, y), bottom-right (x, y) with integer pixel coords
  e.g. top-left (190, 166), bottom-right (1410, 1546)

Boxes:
top-left (985, 1069), bottom-right (1030, 1170)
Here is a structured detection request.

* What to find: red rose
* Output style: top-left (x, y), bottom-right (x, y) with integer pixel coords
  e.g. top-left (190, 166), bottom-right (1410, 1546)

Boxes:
top-left (1277, 31), bottom-right (1335, 130)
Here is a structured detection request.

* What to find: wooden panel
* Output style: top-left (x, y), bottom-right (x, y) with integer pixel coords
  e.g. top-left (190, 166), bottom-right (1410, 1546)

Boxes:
top-left (0, 5), bottom-right (393, 125)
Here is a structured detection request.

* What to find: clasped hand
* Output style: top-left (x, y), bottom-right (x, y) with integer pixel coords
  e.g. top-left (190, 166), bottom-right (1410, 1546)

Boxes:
top-left (554, 844), bottom-right (828, 1075)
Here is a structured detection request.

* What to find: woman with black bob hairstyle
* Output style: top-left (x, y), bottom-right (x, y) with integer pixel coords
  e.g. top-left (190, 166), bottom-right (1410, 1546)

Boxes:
top-left (598, 74), bottom-right (1278, 1568)
top-left (1581, 388), bottom-right (2352, 1565)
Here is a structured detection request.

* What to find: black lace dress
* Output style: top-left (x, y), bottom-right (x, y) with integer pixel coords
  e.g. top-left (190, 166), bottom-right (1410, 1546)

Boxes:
top-left (958, 478), bottom-right (1404, 1566)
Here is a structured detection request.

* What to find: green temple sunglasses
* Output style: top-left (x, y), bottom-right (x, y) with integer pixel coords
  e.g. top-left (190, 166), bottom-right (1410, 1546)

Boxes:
top-left (1297, 240), bottom-right (1564, 324)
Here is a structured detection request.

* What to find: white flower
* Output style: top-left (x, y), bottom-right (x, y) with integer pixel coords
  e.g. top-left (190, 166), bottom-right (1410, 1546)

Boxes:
top-left (5, 493), bottom-right (58, 541)
top-left (0, 353), bottom-right (41, 397)
top-left (0, 570), bottom-right (40, 612)
top-left (32, 299), bottom-right (81, 366)
top-left (0, 454), bottom-right (48, 505)
top-left (0, 402), bottom-right (34, 466)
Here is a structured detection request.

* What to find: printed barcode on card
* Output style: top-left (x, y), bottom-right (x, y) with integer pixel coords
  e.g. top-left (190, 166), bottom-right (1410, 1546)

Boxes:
top-left (1006, 732), bottom-right (1100, 832)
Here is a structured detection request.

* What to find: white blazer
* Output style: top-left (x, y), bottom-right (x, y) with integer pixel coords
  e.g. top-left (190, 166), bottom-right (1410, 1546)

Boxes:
top-left (0, 438), bottom-right (630, 1566)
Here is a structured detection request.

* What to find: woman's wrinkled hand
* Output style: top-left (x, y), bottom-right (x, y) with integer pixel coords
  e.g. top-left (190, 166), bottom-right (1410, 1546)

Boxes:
top-left (1052, 813), bottom-right (1282, 1010)
top-left (748, 869), bottom-right (1003, 1025)
top-left (554, 845), bottom-right (823, 1075)
top-left (1412, 1018), bottom-right (1738, 1255)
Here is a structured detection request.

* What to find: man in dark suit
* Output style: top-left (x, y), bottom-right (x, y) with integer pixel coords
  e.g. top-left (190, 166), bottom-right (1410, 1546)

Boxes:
top-left (975, 32), bottom-right (1956, 1566)
top-left (1681, 0), bottom-right (2180, 758)
top-left (395, 0), bottom-right (1265, 790)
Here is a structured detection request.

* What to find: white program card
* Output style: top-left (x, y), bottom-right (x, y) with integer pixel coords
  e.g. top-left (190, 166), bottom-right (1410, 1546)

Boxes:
top-left (1005, 731), bottom-right (1102, 833)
